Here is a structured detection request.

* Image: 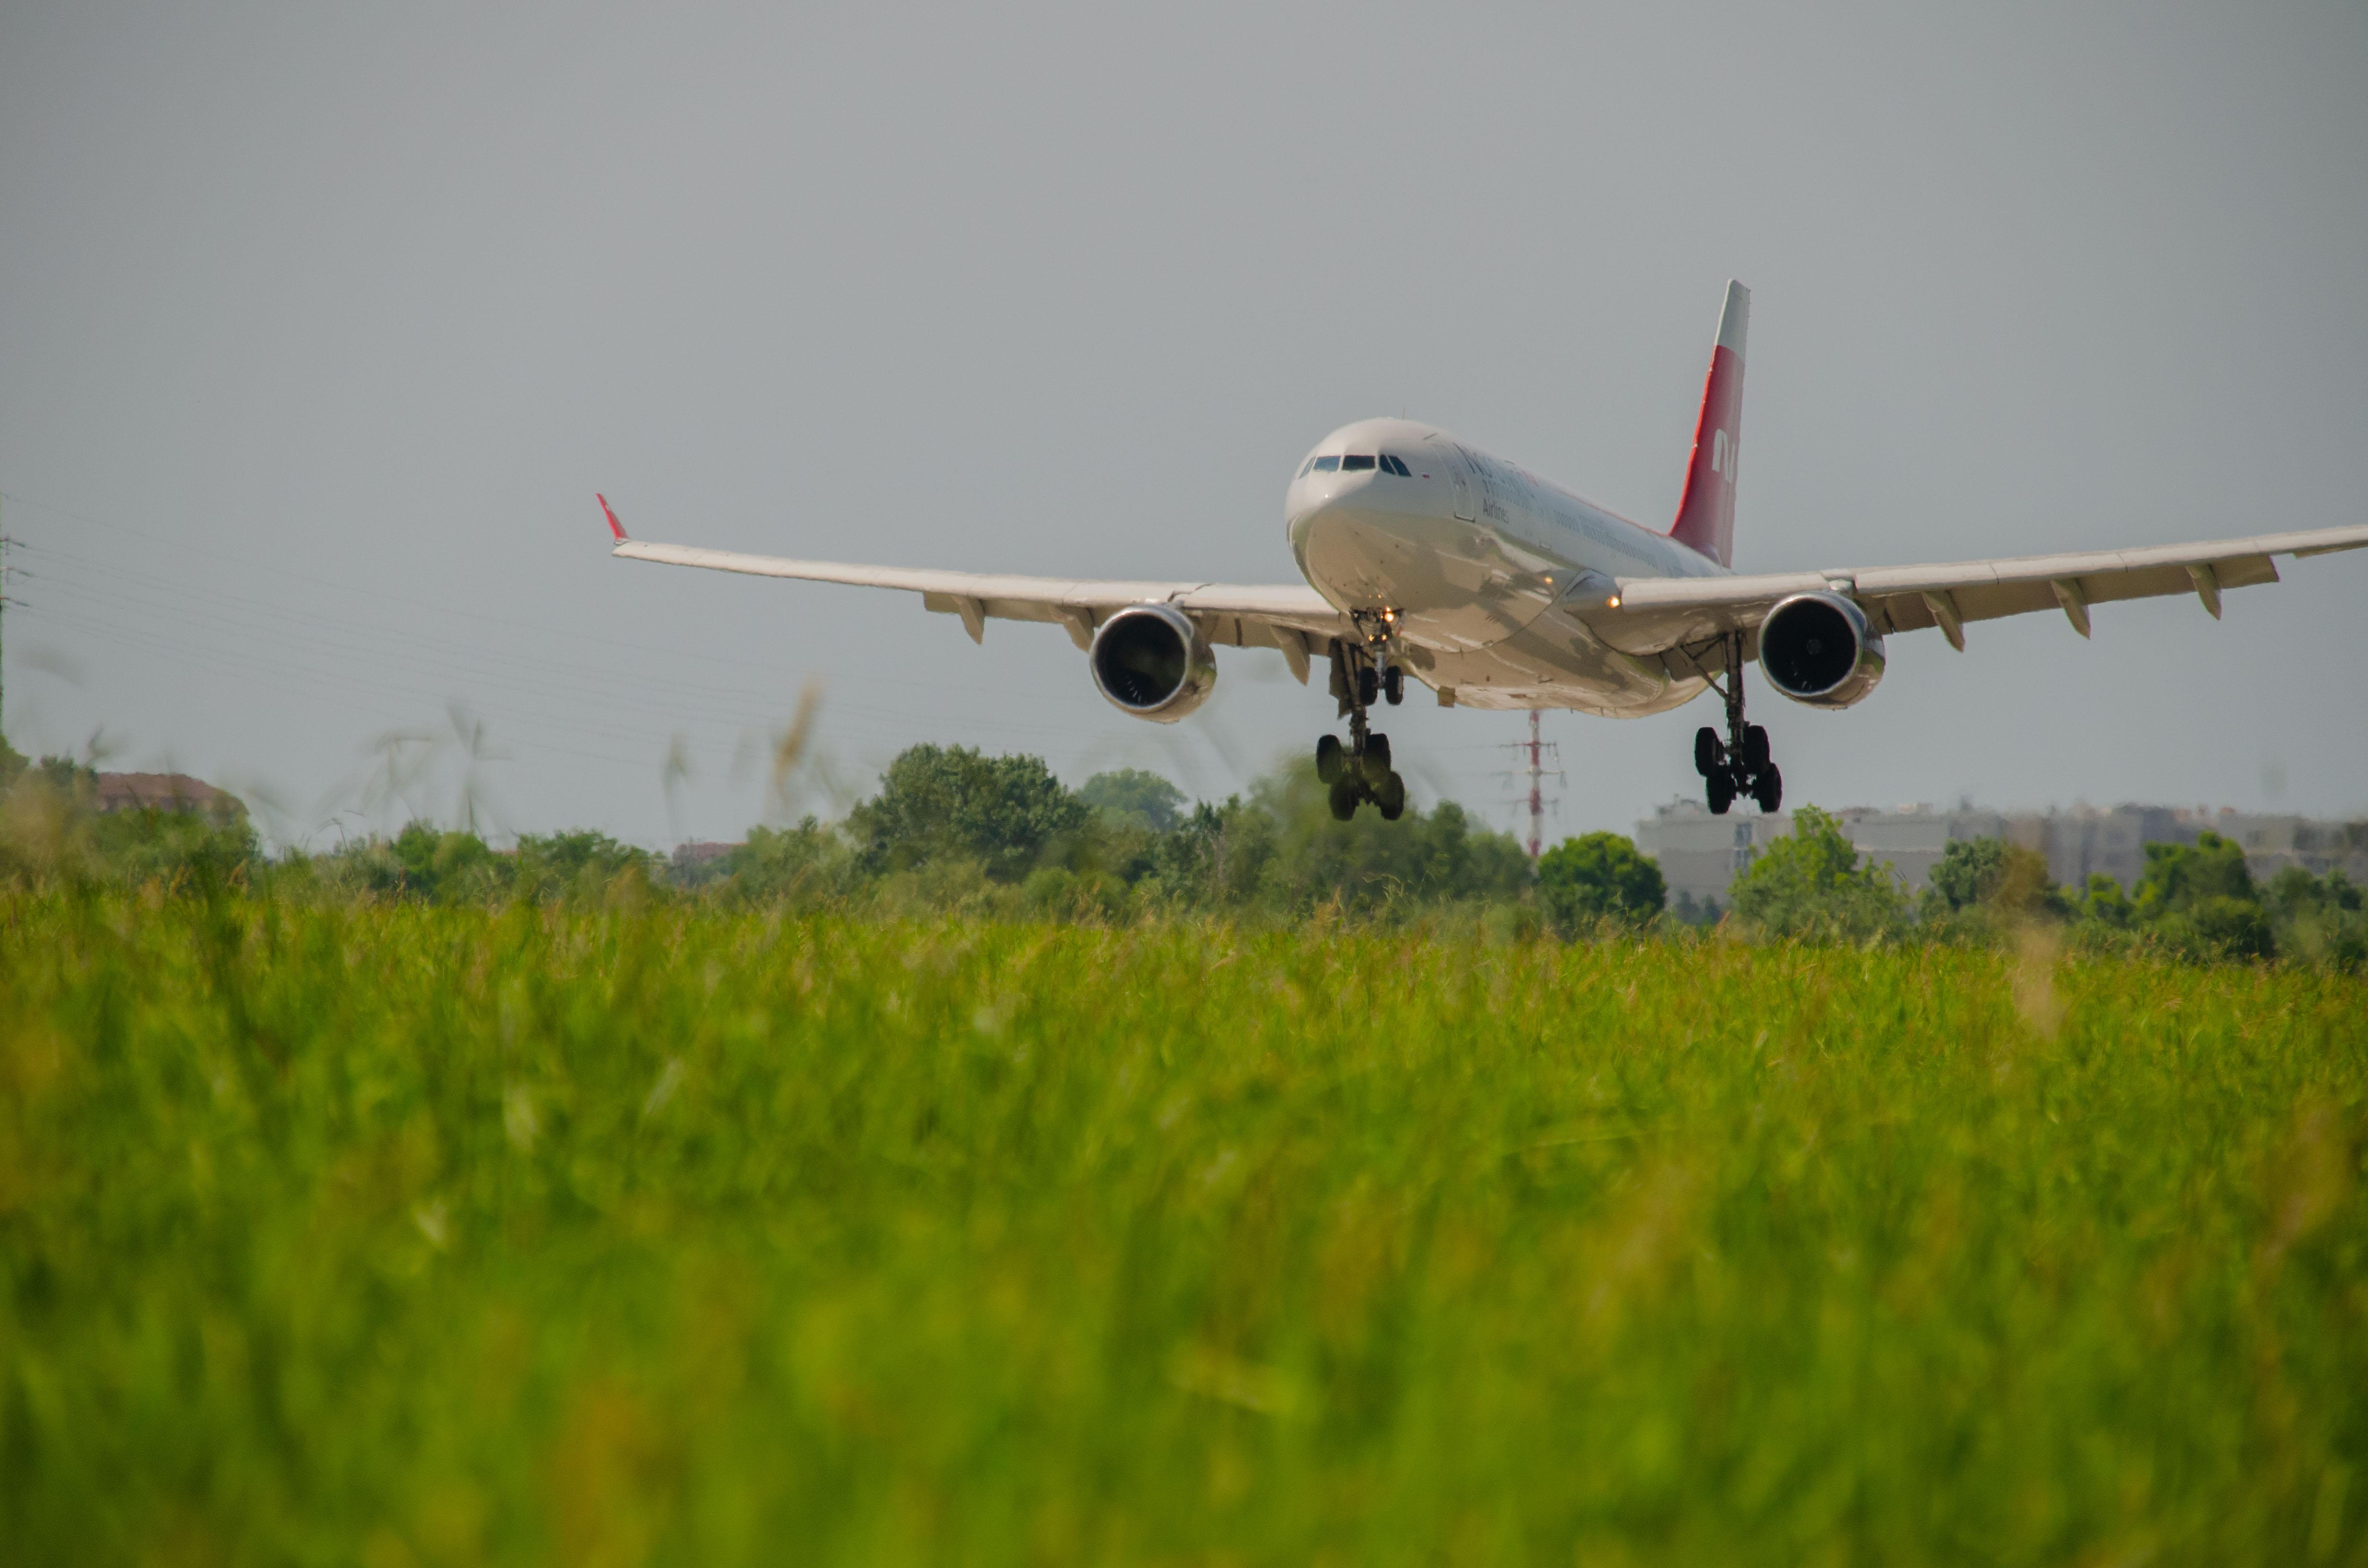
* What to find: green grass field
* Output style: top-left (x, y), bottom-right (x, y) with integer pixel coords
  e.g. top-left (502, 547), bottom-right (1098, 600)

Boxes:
top-left (4, 893), bottom-right (2364, 1565)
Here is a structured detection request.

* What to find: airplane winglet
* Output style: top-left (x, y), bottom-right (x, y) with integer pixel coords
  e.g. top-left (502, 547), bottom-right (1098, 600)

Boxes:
top-left (598, 493), bottom-right (629, 542)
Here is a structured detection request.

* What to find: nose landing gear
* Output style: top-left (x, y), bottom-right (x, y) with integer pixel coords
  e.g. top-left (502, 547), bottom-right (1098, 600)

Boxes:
top-left (1696, 633), bottom-right (1782, 815)
top-left (1317, 638), bottom-right (1407, 821)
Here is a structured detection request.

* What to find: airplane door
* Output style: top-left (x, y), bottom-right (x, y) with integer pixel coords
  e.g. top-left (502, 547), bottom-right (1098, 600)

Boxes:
top-left (1434, 439), bottom-right (1478, 522)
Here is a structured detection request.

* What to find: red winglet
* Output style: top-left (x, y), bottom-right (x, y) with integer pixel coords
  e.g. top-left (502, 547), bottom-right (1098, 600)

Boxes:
top-left (597, 493), bottom-right (629, 542)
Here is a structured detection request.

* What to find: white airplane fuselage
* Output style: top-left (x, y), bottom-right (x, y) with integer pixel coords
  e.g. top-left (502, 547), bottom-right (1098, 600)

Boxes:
top-left (1287, 417), bottom-right (1727, 716)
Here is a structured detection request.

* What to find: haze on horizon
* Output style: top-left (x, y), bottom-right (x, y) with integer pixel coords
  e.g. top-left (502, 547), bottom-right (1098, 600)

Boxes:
top-left (2, 1), bottom-right (2363, 851)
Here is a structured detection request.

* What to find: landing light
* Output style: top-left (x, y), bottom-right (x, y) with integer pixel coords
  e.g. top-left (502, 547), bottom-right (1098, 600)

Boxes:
top-left (1607, 595), bottom-right (1622, 609)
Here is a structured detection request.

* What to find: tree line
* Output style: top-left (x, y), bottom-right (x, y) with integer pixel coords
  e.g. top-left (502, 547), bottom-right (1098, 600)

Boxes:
top-left (2, 736), bottom-right (2359, 966)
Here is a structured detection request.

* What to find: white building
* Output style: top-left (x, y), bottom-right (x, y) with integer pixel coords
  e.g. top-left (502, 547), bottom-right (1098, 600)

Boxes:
top-left (1634, 800), bottom-right (2368, 911)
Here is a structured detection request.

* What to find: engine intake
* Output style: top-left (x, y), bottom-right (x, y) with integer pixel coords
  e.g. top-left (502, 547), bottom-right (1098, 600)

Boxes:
top-left (1758, 591), bottom-right (1885, 708)
top-left (1088, 603), bottom-right (1216, 722)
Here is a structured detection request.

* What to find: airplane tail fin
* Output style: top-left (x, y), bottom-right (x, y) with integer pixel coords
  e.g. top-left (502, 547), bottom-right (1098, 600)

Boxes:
top-left (1669, 281), bottom-right (1749, 568)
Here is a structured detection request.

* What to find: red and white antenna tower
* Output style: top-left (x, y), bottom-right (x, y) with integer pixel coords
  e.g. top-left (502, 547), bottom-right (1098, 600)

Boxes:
top-left (1502, 708), bottom-right (1563, 859)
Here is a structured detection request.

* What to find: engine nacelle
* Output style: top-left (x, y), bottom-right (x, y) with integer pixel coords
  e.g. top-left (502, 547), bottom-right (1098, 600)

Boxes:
top-left (1758, 591), bottom-right (1886, 709)
top-left (1088, 603), bottom-right (1216, 723)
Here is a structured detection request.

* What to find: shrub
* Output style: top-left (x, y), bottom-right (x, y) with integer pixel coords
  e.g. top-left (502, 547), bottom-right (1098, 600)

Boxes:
top-left (848, 744), bottom-right (1088, 882)
top-left (1536, 831), bottom-right (1665, 934)
top-left (1077, 768), bottom-right (1187, 832)
top-left (1729, 805), bottom-right (1907, 943)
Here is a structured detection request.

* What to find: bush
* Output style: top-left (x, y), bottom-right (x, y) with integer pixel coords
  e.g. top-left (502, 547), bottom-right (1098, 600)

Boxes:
top-left (1536, 831), bottom-right (1665, 934)
top-left (1077, 768), bottom-right (1187, 832)
top-left (848, 744), bottom-right (1088, 882)
top-left (1729, 805), bottom-right (1907, 943)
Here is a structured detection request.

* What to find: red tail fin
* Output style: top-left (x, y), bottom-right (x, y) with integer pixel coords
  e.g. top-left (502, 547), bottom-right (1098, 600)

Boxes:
top-left (1670, 281), bottom-right (1749, 568)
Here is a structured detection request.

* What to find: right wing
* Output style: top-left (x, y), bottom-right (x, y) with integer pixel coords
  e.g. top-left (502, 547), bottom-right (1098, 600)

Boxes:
top-left (600, 496), bottom-right (1351, 684)
top-left (1601, 522), bottom-right (2368, 671)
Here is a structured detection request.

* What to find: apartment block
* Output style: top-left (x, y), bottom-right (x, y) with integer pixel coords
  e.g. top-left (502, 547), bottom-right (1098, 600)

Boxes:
top-left (1634, 800), bottom-right (2368, 911)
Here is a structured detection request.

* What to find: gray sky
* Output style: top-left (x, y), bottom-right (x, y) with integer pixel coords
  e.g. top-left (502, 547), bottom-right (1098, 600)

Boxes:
top-left (3, 0), bottom-right (2363, 850)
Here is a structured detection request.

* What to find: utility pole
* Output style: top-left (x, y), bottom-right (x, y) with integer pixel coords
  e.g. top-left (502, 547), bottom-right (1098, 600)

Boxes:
top-left (1501, 708), bottom-right (1563, 859)
top-left (0, 512), bottom-right (11, 748)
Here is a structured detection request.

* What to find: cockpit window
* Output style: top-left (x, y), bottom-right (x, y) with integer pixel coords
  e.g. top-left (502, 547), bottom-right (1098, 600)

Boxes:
top-left (1311, 455), bottom-right (1341, 472)
top-left (1380, 454), bottom-right (1412, 477)
top-left (1341, 454), bottom-right (1377, 471)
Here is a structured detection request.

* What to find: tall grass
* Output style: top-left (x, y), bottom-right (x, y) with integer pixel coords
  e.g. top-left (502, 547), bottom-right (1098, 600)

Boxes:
top-left (2, 891), bottom-right (2363, 1564)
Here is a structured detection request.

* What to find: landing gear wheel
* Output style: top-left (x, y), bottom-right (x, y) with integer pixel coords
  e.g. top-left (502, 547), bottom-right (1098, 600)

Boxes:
top-left (1357, 667), bottom-right (1380, 707)
top-left (1694, 726), bottom-right (1722, 778)
top-left (1375, 770), bottom-right (1406, 821)
top-left (1315, 734), bottom-right (1344, 784)
top-left (1707, 771), bottom-right (1737, 816)
top-left (1362, 732), bottom-right (1392, 779)
top-left (1752, 764), bottom-right (1783, 814)
top-left (1743, 724), bottom-right (1771, 774)
top-left (1328, 776), bottom-right (1360, 821)
top-left (1382, 665), bottom-right (1405, 706)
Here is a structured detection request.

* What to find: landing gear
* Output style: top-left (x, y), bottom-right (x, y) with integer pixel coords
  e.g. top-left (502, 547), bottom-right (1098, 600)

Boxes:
top-left (1316, 733), bottom-right (1344, 784)
top-left (1318, 637), bottom-right (1407, 821)
top-left (1695, 634), bottom-right (1783, 815)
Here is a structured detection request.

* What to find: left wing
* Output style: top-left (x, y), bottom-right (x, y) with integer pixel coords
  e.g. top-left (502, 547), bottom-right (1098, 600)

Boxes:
top-left (599, 496), bottom-right (1350, 683)
top-left (1601, 522), bottom-right (2368, 670)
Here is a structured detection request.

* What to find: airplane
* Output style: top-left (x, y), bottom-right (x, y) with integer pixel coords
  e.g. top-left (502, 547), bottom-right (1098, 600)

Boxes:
top-left (601, 282), bottom-right (2368, 823)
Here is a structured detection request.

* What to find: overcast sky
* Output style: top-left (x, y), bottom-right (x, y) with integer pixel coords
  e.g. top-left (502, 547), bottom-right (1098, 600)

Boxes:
top-left (2, 0), bottom-right (2362, 850)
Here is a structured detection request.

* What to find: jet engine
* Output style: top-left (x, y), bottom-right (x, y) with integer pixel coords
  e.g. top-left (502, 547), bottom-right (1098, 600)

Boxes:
top-left (1757, 591), bottom-right (1886, 708)
top-left (1088, 603), bottom-right (1216, 722)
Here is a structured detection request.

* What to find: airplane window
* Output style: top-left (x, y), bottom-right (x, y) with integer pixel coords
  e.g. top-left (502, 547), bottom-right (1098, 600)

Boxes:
top-left (1342, 454), bottom-right (1377, 471)
top-left (1298, 457), bottom-right (1317, 477)
top-left (1312, 455), bottom-right (1341, 472)
top-left (1381, 454), bottom-right (1411, 476)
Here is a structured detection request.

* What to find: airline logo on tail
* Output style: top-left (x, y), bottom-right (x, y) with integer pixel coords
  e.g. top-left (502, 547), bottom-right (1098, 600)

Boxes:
top-left (1670, 280), bottom-right (1750, 568)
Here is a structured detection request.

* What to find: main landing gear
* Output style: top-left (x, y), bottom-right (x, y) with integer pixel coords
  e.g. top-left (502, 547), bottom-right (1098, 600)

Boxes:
top-left (1696, 632), bottom-right (1782, 815)
top-left (1316, 637), bottom-right (1406, 821)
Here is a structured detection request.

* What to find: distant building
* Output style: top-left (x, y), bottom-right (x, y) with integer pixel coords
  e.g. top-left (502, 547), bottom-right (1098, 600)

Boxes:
top-left (1636, 799), bottom-right (2368, 909)
top-left (92, 772), bottom-right (244, 818)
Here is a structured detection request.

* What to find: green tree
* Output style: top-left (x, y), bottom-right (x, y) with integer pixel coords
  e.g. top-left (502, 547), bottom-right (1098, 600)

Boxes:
top-left (2077, 873), bottom-right (2134, 928)
top-left (86, 806), bottom-right (260, 890)
top-left (1922, 836), bottom-right (2063, 925)
top-left (2132, 831), bottom-right (2255, 917)
top-left (1077, 769), bottom-right (1187, 833)
top-left (385, 822), bottom-right (506, 901)
top-left (2128, 832), bottom-right (2273, 961)
top-left (1536, 832), bottom-right (1665, 934)
top-left (514, 829), bottom-right (652, 901)
top-left (2259, 864), bottom-right (2363, 969)
top-left (1220, 768), bottom-right (1531, 917)
top-left (849, 745), bottom-right (1088, 882)
top-left (718, 818), bottom-right (856, 905)
top-left (1729, 805), bottom-right (1906, 943)
top-left (1923, 837), bottom-right (2008, 915)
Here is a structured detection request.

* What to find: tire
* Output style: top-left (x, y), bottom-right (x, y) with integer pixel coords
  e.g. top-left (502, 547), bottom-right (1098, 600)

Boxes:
top-left (1694, 726), bottom-right (1722, 777)
top-left (1753, 764), bottom-right (1783, 814)
top-left (1375, 770), bottom-right (1406, 821)
top-left (1357, 667), bottom-right (1379, 707)
top-left (1315, 733), bottom-right (1344, 784)
top-left (1707, 771), bottom-right (1737, 816)
top-left (1328, 776), bottom-right (1361, 821)
top-left (1743, 723), bottom-right (1771, 773)
top-left (1382, 665), bottom-right (1405, 705)
top-left (1364, 732), bottom-right (1392, 777)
